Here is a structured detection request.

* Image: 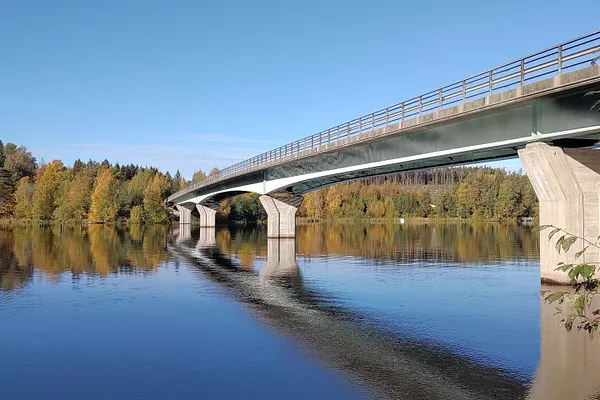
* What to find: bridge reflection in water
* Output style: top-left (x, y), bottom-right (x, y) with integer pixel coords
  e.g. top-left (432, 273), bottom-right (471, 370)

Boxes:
top-left (169, 225), bottom-right (600, 400)
top-left (171, 226), bottom-right (522, 399)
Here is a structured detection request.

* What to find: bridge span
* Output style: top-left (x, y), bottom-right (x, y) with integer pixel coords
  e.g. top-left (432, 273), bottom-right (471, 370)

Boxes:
top-left (167, 32), bottom-right (600, 283)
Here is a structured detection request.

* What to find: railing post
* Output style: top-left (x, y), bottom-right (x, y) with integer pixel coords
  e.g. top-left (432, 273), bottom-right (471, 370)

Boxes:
top-left (557, 45), bottom-right (563, 75)
top-left (401, 102), bottom-right (405, 121)
top-left (489, 70), bottom-right (493, 95)
top-left (328, 129), bottom-right (331, 143)
top-left (438, 88), bottom-right (443, 110)
top-left (520, 59), bottom-right (525, 86)
top-left (337, 126), bottom-right (340, 141)
top-left (462, 80), bottom-right (466, 102)
top-left (371, 112), bottom-right (375, 130)
top-left (347, 122), bottom-right (350, 138)
top-left (359, 118), bottom-right (362, 134)
top-left (418, 96), bottom-right (422, 117)
top-left (385, 108), bottom-right (389, 125)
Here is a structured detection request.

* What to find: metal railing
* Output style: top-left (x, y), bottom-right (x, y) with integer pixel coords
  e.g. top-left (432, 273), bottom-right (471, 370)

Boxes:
top-left (169, 31), bottom-right (600, 202)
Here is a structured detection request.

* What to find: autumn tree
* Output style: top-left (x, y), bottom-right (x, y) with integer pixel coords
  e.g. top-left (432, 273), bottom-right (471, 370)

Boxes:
top-left (0, 168), bottom-right (15, 217)
top-left (129, 205), bottom-right (145, 224)
top-left (32, 160), bottom-right (64, 220)
top-left (496, 179), bottom-right (523, 221)
top-left (13, 177), bottom-right (35, 219)
top-left (4, 145), bottom-right (36, 181)
top-left (143, 174), bottom-right (168, 223)
top-left (301, 190), bottom-right (326, 218)
top-left (53, 172), bottom-right (93, 221)
top-left (209, 167), bottom-right (220, 177)
top-left (89, 169), bottom-right (120, 223)
top-left (127, 169), bottom-right (154, 208)
top-left (191, 169), bottom-right (207, 183)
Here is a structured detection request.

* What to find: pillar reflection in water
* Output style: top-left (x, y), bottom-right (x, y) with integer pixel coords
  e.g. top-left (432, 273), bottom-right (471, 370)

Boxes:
top-left (528, 289), bottom-right (600, 399)
top-left (175, 223), bottom-right (191, 243)
top-left (196, 227), bottom-right (216, 249)
top-left (259, 238), bottom-right (299, 281)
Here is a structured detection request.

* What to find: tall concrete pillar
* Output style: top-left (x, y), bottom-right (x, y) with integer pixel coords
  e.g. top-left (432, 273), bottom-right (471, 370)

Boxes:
top-left (518, 143), bottom-right (600, 284)
top-left (196, 204), bottom-right (218, 227)
top-left (175, 204), bottom-right (194, 224)
top-left (259, 195), bottom-right (303, 238)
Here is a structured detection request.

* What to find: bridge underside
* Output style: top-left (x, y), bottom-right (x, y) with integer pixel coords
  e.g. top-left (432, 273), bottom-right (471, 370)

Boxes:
top-left (173, 84), bottom-right (600, 207)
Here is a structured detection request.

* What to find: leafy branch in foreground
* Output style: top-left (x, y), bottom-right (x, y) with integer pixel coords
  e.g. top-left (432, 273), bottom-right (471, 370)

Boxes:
top-left (540, 225), bottom-right (600, 339)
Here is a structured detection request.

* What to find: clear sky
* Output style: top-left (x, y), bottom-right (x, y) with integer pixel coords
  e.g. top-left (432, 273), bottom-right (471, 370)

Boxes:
top-left (1, 0), bottom-right (598, 178)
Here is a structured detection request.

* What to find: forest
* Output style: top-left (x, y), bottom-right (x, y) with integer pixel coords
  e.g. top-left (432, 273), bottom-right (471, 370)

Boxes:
top-left (0, 140), bottom-right (538, 224)
top-left (298, 167), bottom-right (538, 221)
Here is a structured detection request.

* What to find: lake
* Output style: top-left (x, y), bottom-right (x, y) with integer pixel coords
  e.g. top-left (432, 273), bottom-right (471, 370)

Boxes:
top-left (1, 223), bottom-right (599, 399)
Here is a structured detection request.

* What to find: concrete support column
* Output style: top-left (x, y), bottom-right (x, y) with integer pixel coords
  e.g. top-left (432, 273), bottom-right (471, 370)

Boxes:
top-left (259, 195), bottom-right (303, 238)
top-left (518, 142), bottom-right (600, 284)
top-left (196, 204), bottom-right (218, 227)
top-left (175, 204), bottom-right (194, 224)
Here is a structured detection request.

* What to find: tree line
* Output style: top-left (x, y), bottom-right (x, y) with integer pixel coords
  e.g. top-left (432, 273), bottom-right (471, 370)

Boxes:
top-left (0, 140), bottom-right (219, 223)
top-left (299, 167), bottom-right (538, 221)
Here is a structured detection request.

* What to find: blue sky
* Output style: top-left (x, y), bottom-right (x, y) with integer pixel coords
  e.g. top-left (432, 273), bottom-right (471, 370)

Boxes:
top-left (1, 0), bottom-right (598, 178)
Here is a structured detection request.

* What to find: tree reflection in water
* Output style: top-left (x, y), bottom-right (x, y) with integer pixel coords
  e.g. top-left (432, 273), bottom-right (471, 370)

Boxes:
top-left (2, 222), bottom-right (599, 399)
top-left (0, 224), bottom-right (169, 291)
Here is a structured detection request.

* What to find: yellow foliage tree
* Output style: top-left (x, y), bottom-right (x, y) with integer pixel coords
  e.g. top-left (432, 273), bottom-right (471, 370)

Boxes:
top-left (89, 169), bottom-right (120, 223)
top-left (53, 172), bottom-right (92, 221)
top-left (143, 174), bottom-right (168, 223)
top-left (32, 160), bottom-right (64, 220)
top-left (13, 176), bottom-right (34, 219)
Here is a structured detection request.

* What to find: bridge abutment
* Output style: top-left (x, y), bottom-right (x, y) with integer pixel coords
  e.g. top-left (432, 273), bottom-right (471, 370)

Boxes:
top-left (196, 204), bottom-right (218, 227)
top-left (259, 195), bottom-right (303, 238)
top-left (175, 204), bottom-right (194, 224)
top-left (519, 142), bottom-right (600, 284)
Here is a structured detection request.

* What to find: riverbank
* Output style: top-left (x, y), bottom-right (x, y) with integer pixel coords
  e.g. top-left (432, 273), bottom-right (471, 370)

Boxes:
top-left (0, 216), bottom-right (537, 227)
top-left (296, 216), bottom-right (537, 225)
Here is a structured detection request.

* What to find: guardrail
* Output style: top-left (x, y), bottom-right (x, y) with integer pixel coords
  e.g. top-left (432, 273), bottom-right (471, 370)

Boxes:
top-left (168, 31), bottom-right (600, 203)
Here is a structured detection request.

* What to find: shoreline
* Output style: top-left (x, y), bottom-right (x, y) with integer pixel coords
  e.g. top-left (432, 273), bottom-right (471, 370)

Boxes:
top-left (0, 216), bottom-right (537, 227)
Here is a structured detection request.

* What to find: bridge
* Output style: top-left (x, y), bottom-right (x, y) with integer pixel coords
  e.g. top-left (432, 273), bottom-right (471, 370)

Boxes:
top-left (167, 32), bottom-right (600, 283)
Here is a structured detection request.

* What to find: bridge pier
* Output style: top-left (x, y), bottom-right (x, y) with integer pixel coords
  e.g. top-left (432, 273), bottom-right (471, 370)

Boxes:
top-left (519, 142), bottom-right (600, 284)
top-left (196, 204), bottom-right (218, 227)
top-left (259, 195), bottom-right (303, 238)
top-left (175, 204), bottom-right (194, 224)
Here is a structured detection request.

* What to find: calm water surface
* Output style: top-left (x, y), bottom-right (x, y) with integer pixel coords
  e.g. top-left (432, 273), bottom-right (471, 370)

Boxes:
top-left (1, 223), bottom-right (599, 399)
